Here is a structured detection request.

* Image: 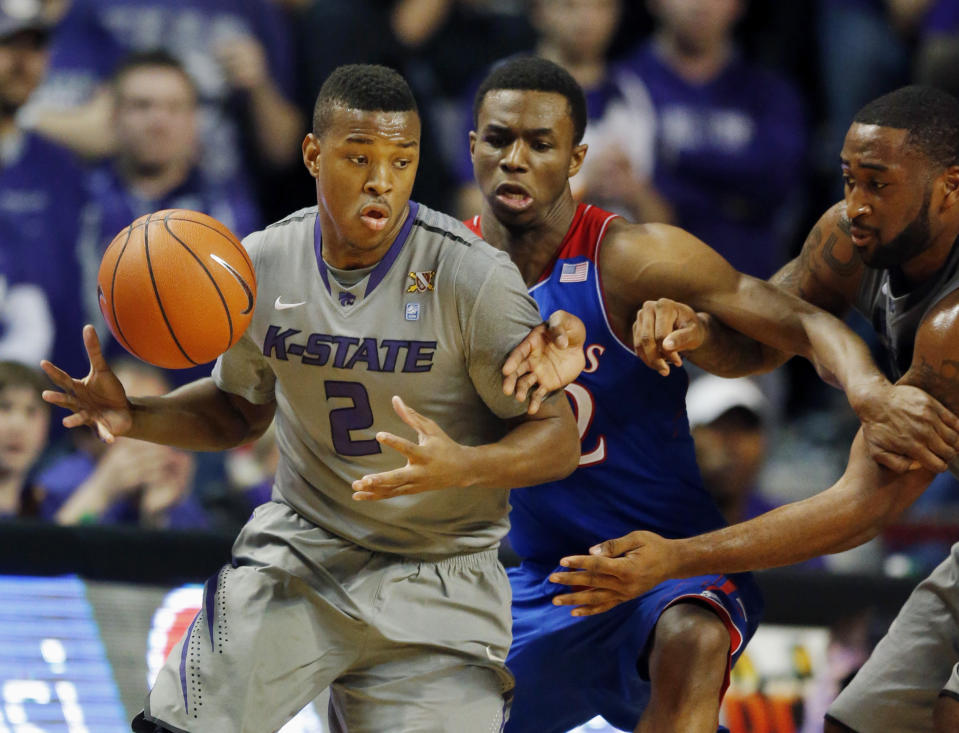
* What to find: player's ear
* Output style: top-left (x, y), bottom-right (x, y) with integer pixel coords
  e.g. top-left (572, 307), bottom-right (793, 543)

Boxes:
top-left (568, 143), bottom-right (588, 178)
top-left (941, 165), bottom-right (959, 210)
top-left (302, 133), bottom-right (321, 179)
top-left (468, 130), bottom-right (478, 162)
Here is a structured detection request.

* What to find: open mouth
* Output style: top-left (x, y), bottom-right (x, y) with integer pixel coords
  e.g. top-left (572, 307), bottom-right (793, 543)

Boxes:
top-left (495, 182), bottom-right (533, 212)
top-left (360, 203), bottom-right (390, 231)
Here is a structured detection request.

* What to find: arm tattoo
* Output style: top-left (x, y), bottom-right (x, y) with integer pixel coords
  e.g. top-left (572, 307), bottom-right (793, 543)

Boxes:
top-left (772, 226), bottom-right (818, 297)
top-left (822, 231), bottom-right (859, 277)
top-left (911, 355), bottom-right (959, 413)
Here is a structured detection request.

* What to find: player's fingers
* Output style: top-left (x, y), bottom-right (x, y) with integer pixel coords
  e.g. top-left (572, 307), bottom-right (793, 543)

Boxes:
top-left (548, 310), bottom-right (584, 348)
top-left (919, 431), bottom-right (955, 468)
top-left (375, 431), bottom-right (419, 458)
top-left (527, 384), bottom-right (549, 415)
top-left (391, 396), bottom-right (437, 436)
top-left (633, 310), bottom-right (669, 376)
top-left (557, 554), bottom-right (622, 575)
top-left (502, 328), bottom-right (539, 376)
top-left (95, 421), bottom-right (116, 444)
top-left (570, 600), bottom-right (621, 617)
top-left (514, 372), bottom-right (539, 403)
top-left (352, 469), bottom-right (413, 495)
top-left (41, 389), bottom-right (76, 409)
top-left (39, 361), bottom-right (76, 391)
top-left (588, 532), bottom-right (643, 557)
top-left (82, 325), bottom-right (109, 372)
top-left (548, 569), bottom-right (614, 588)
top-left (502, 370), bottom-right (519, 396)
top-left (930, 399), bottom-right (959, 434)
top-left (870, 449), bottom-right (917, 474)
top-left (662, 323), bottom-right (701, 360)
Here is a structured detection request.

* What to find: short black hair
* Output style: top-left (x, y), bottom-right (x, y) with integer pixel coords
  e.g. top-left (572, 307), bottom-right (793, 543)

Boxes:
top-left (312, 64), bottom-right (418, 137)
top-left (111, 49), bottom-right (197, 100)
top-left (853, 86), bottom-right (959, 169)
top-left (472, 56), bottom-right (588, 145)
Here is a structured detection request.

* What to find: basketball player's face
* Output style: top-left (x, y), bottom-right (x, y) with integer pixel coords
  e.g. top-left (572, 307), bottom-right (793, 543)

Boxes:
top-left (471, 90), bottom-right (585, 228)
top-left (305, 107), bottom-right (420, 267)
top-left (841, 124), bottom-right (937, 268)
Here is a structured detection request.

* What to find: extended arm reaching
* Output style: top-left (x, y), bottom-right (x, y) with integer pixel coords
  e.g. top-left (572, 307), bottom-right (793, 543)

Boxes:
top-left (41, 325), bottom-right (275, 450)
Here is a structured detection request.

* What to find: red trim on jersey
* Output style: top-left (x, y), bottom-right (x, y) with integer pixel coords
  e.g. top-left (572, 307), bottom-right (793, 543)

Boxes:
top-left (662, 591), bottom-right (745, 703)
top-left (463, 204), bottom-right (620, 283)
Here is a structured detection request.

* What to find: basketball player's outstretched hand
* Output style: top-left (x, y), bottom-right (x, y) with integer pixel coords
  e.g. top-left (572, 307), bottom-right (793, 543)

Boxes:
top-left (854, 383), bottom-right (959, 473)
top-left (503, 310), bottom-right (586, 414)
top-left (633, 298), bottom-right (706, 376)
top-left (352, 396), bottom-right (469, 501)
top-left (548, 530), bottom-right (672, 616)
top-left (39, 325), bottom-right (132, 443)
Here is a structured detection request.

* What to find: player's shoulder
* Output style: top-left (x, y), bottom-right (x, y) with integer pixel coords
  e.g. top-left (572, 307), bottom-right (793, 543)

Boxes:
top-left (242, 206), bottom-right (315, 254)
top-left (414, 203), bottom-right (513, 272)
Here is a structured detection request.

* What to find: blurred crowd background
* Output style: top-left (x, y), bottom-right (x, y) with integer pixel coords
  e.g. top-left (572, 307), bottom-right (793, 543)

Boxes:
top-left (3, 0), bottom-right (959, 583)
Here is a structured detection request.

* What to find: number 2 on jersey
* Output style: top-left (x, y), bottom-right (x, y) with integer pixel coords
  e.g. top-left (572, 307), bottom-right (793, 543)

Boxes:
top-left (325, 381), bottom-right (382, 456)
top-left (565, 383), bottom-right (606, 466)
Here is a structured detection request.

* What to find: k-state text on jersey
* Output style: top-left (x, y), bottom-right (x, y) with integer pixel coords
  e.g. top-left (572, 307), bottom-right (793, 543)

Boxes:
top-left (262, 325), bottom-right (436, 372)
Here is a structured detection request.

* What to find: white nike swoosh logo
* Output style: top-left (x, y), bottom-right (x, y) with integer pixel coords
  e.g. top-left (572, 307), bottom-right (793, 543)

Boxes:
top-left (274, 297), bottom-right (306, 310)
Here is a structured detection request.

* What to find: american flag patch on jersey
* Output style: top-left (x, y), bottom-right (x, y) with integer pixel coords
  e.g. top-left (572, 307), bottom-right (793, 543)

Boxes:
top-left (559, 261), bottom-right (589, 282)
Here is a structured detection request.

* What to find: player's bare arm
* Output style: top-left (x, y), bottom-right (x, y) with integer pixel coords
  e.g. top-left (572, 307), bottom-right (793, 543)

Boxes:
top-left (549, 295), bottom-right (959, 614)
top-left (41, 324), bottom-right (275, 450)
top-left (619, 215), bottom-right (959, 472)
top-left (352, 392), bottom-right (579, 500)
top-left (634, 203), bottom-right (862, 377)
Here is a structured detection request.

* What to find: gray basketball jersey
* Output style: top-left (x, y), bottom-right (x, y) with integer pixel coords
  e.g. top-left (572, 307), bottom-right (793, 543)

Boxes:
top-left (213, 202), bottom-right (543, 559)
top-left (855, 241), bottom-right (959, 477)
top-left (854, 240), bottom-right (959, 380)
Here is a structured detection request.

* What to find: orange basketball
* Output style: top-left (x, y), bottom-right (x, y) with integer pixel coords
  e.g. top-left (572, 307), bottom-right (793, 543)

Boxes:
top-left (97, 209), bottom-right (257, 369)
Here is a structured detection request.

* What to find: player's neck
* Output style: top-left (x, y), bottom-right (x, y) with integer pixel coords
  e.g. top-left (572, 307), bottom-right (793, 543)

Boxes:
top-left (481, 194), bottom-right (577, 287)
top-left (900, 223), bottom-right (959, 287)
top-left (653, 32), bottom-right (733, 84)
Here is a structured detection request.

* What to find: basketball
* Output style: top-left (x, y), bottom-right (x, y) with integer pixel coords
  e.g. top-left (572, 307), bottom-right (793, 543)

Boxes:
top-left (97, 209), bottom-right (257, 369)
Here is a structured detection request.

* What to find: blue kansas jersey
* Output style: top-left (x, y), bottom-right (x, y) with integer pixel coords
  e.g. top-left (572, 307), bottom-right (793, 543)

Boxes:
top-left (469, 204), bottom-right (729, 564)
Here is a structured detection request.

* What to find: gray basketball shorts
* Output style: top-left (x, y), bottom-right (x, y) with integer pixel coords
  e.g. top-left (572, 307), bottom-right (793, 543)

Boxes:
top-left (140, 501), bottom-right (514, 733)
top-left (826, 542), bottom-right (959, 732)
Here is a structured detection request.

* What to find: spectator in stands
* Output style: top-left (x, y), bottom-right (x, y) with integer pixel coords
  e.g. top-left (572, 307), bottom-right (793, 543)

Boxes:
top-left (624, 0), bottom-right (807, 279)
top-left (454, 0), bottom-right (671, 223)
top-left (37, 358), bottom-right (208, 530)
top-left (0, 248), bottom-right (53, 367)
top-left (23, 0), bottom-right (302, 213)
top-left (0, 362), bottom-right (51, 519)
top-left (816, 0), bottom-right (931, 201)
top-left (915, 0), bottom-right (959, 96)
top-left (77, 50), bottom-right (260, 385)
top-left (0, 0), bottom-right (88, 379)
top-left (686, 375), bottom-right (772, 525)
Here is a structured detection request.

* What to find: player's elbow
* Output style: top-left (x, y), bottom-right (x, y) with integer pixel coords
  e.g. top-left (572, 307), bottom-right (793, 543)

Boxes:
top-left (553, 418), bottom-right (581, 480)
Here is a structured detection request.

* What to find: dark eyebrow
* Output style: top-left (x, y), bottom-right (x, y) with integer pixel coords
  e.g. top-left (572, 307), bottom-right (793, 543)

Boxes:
top-left (344, 134), bottom-right (418, 149)
top-left (840, 157), bottom-right (888, 172)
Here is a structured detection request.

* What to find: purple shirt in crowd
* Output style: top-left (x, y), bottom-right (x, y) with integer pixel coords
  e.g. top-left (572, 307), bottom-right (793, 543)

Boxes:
top-left (626, 44), bottom-right (807, 279)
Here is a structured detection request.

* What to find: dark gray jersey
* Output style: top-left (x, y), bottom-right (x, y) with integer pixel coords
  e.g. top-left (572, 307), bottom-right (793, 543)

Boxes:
top-left (855, 241), bottom-right (959, 477)
top-left (854, 240), bottom-right (959, 380)
top-left (212, 202), bottom-right (543, 558)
